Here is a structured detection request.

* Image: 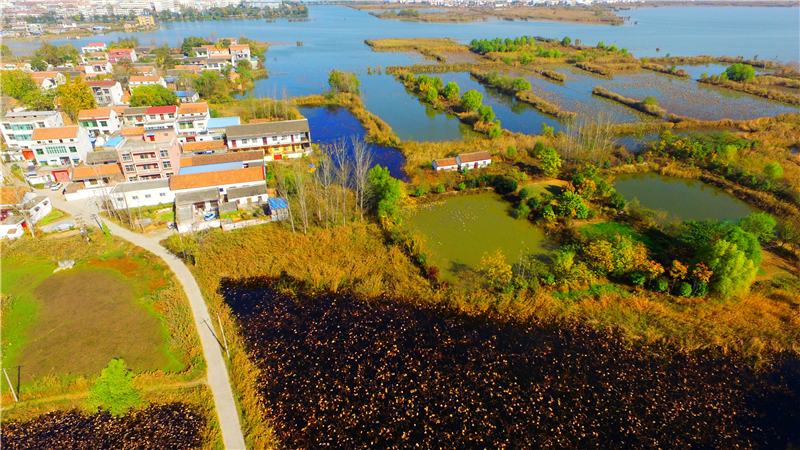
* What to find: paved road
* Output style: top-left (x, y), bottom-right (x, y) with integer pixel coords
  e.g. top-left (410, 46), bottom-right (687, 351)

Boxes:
top-left (41, 192), bottom-right (247, 450)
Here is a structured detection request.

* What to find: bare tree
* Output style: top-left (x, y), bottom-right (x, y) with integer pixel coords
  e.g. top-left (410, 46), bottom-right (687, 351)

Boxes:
top-left (350, 136), bottom-right (374, 222)
top-left (330, 139), bottom-right (350, 226)
top-left (290, 161), bottom-right (310, 234)
top-left (272, 162), bottom-right (296, 233)
top-left (315, 146), bottom-right (336, 229)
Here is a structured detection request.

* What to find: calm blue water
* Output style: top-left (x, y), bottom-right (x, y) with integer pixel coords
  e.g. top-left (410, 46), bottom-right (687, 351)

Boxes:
top-left (299, 106), bottom-right (407, 180)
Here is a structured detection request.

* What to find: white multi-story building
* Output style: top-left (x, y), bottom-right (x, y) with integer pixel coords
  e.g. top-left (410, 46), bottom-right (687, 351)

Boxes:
top-left (176, 102), bottom-right (210, 142)
top-left (144, 105), bottom-right (178, 132)
top-left (87, 80), bottom-right (125, 106)
top-left (78, 107), bottom-right (122, 138)
top-left (225, 119), bottom-right (312, 161)
top-left (30, 126), bottom-right (92, 166)
top-left (1, 111), bottom-right (65, 150)
top-left (81, 42), bottom-right (107, 53)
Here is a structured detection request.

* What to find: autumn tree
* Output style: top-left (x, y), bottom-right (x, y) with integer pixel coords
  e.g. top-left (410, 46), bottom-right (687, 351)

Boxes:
top-left (129, 84), bottom-right (178, 107)
top-left (0, 70), bottom-right (36, 100)
top-left (57, 75), bottom-right (96, 121)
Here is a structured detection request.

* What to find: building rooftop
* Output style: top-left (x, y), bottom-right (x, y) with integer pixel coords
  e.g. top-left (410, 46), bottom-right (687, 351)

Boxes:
top-left (180, 150), bottom-right (261, 167)
top-left (121, 136), bottom-right (176, 152)
top-left (178, 161), bottom-right (249, 176)
top-left (182, 140), bottom-right (227, 153)
top-left (123, 106), bottom-right (148, 115)
top-left (434, 157), bottom-right (458, 167)
top-left (87, 80), bottom-right (119, 87)
top-left (78, 107), bottom-right (114, 120)
top-left (111, 178), bottom-right (170, 193)
top-left (225, 119), bottom-right (309, 139)
top-left (2, 110), bottom-right (60, 122)
top-left (86, 150), bottom-right (119, 164)
top-left (72, 164), bottom-right (123, 180)
top-left (458, 151), bottom-right (492, 163)
top-left (32, 126), bottom-right (79, 141)
top-left (227, 184), bottom-right (267, 200)
top-left (146, 105), bottom-right (177, 114)
top-left (129, 75), bottom-right (162, 83)
top-left (170, 166), bottom-right (264, 191)
top-left (175, 187), bottom-right (220, 206)
top-left (178, 102), bottom-right (208, 115)
top-left (103, 137), bottom-right (123, 147)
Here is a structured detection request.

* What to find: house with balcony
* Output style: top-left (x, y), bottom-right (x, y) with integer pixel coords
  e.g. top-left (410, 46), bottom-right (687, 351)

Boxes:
top-left (108, 48), bottom-right (137, 64)
top-left (30, 126), bottom-right (92, 166)
top-left (122, 106), bottom-right (148, 127)
top-left (118, 131), bottom-right (181, 181)
top-left (70, 163), bottom-right (124, 190)
top-left (78, 107), bottom-right (122, 138)
top-left (205, 57), bottom-right (232, 71)
top-left (229, 44), bottom-right (252, 62)
top-left (84, 60), bottom-right (114, 76)
top-left (192, 47), bottom-right (209, 58)
top-left (207, 46), bottom-right (230, 58)
top-left (81, 42), bottom-right (107, 53)
top-left (176, 102), bottom-right (210, 142)
top-left (87, 80), bottom-right (124, 106)
top-left (129, 75), bottom-right (167, 89)
top-left (1, 110), bottom-right (65, 150)
top-left (31, 72), bottom-right (66, 90)
top-left (225, 119), bottom-right (312, 161)
top-left (144, 105), bottom-right (178, 132)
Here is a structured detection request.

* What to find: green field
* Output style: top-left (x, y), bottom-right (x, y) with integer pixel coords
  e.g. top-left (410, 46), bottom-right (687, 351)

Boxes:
top-left (1, 241), bottom-right (186, 388)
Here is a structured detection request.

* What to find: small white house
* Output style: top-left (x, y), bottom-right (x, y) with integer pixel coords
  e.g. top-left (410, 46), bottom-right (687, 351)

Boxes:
top-left (0, 215), bottom-right (25, 240)
top-left (81, 42), bottom-right (107, 53)
top-left (456, 151), bottom-right (492, 170)
top-left (110, 178), bottom-right (174, 210)
top-left (432, 157), bottom-right (459, 171)
top-left (78, 107), bottom-right (122, 137)
top-left (30, 126), bottom-right (93, 166)
top-left (226, 184), bottom-right (268, 206)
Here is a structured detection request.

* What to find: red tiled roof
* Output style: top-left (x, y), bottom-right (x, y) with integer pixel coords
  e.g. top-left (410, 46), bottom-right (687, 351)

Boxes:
top-left (178, 102), bottom-right (208, 115)
top-left (72, 164), bottom-right (122, 179)
top-left (32, 126), bottom-right (79, 141)
top-left (129, 75), bottom-right (161, 82)
top-left (146, 105), bottom-right (177, 114)
top-left (121, 127), bottom-right (143, 136)
top-left (78, 107), bottom-right (113, 120)
top-left (88, 80), bottom-right (118, 87)
top-left (180, 149), bottom-right (260, 167)
top-left (434, 157), bottom-right (458, 167)
top-left (458, 151), bottom-right (492, 163)
top-left (170, 166), bottom-right (264, 191)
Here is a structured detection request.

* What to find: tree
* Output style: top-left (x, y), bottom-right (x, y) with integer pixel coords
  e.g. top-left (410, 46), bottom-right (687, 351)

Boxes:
top-left (194, 70), bottom-right (230, 102)
top-left (557, 191), bottom-right (589, 219)
top-left (351, 136), bottom-right (374, 222)
top-left (725, 63), bottom-right (756, 82)
top-left (460, 90), bottom-right (482, 111)
top-left (443, 82), bottom-right (460, 101)
top-left (512, 77), bottom-right (531, 91)
top-left (763, 162), bottom-right (783, 180)
top-left (129, 84), bottom-right (178, 107)
top-left (1, 44), bottom-right (11, 56)
top-left (367, 165), bottom-right (402, 222)
top-left (488, 122), bottom-right (502, 139)
top-left (561, 36), bottom-right (571, 46)
top-left (57, 76), bottom-right (96, 120)
top-left (425, 86), bottom-right (438, 103)
top-left (479, 250), bottom-right (513, 290)
top-left (181, 36), bottom-right (210, 54)
top-left (328, 70), bottom-right (360, 94)
top-left (0, 70), bottom-right (36, 100)
top-left (506, 145), bottom-right (517, 159)
top-left (477, 105), bottom-right (495, 123)
top-left (85, 359), bottom-right (144, 416)
top-left (597, 41), bottom-right (606, 49)
top-left (22, 89), bottom-right (56, 111)
top-left (514, 202), bottom-right (531, 219)
top-left (29, 57), bottom-right (48, 71)
top-left (776, 219), bottom-right (799, 248)
top-left (738, 212), bottom-right (776, 242)
top-left (695, 236), bottom-right (758, 297)
top-left (539, 147), bottom-right (561, 177)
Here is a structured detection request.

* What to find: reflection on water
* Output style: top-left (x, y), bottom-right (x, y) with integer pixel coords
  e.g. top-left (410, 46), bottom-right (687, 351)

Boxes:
top-left (614, 172), bottom-right (759, 221)
top-left (406, 192), bottom-right (554, 281)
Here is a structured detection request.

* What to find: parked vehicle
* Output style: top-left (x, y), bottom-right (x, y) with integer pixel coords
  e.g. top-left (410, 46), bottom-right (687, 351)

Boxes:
top-left (50, 182), bottom-right (63, 191)
top-left (204, 212), bottom-right (216, 221)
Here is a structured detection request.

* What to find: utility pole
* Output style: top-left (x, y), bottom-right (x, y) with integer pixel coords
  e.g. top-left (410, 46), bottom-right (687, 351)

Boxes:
top-left (217, 312), bottom-right (229, 358)
top-left (3, 368), bottom-right (18, 402)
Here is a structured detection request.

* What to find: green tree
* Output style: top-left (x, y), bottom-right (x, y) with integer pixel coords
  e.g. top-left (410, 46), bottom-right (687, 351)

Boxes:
top-left (515, 202), bottom-right (531, 219)
top-left (725, 63), bottom-right (756, 82)
top-left (477, 105), bottom-right (495, 123)
top-left (512, 77), bottom-right (531, 91)
top-left (443, 81), bottom-right (460, 101)
top-left (561, 36), bottom-right (571, 46)
top-left (738, 212), bottom-right (776, 242)
top-left (328, 70), bottom-right (360, 94)
top-left (57, 76), bottom-right (96, 120)
top-left (597, 41), bottom-right (606, 49)
top-left (85, 359), bottom-right (144, 416)
top-left (488, 122), bottom-right (502, 139)
top-left (194, 70), bottom-right (230, 102)
top-left (368, 165), bottom-right (402, 221)
top-left (518, 186), bottom-right (531, 200)
top-left (460, 89), bottom-right (482, 111)
top-left (695, 236), bottom-right (758, 297)
top-left (506, 145), bottom-right (517, 159)
top-left (539, 147), bottom-right (561, 177)
top-left (0, 70), bottom-right (36, 100)
top-left (181, 36), bottom-right (210, 54)
top-left (763, 162), bottom-right (783, 180)
top-left (776, 220), bottom-right (799, 248)
top-left (532, 141), bottom-right (545, 157)
top-left (557, 191), bottom-right (589, 219)
top-left (22, 89), bottom-right (56, 111)
top-left (643, 96), bottom-right (658, 106)
top-left (129, 84), bottom-right (178, 107)
top-left (1, 44), bottom-right (11, 56)
top-left (425, 86), bottom-right (438, 103)
top-left (29, 57), bottom-right (48, 71)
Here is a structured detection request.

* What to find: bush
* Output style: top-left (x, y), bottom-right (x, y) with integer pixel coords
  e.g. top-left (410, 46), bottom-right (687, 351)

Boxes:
top-left (630, 271), bottom-right (646, 286)
top-left (478, 105), bottom-right (495, 123)
top-left (488, 122), bottom-right (502, 139)
top-left (532, 141), bottom-right (545, 157)
top-left (85, 359), bottom-right (144, 416)
top-left (540, 123), bottom-right (554, 137)
top-left (635, 155), bottom-right (644, 163)
top-left (425, 86), bottom-right (438, 103)
top-left (643, 96), bottom-right (658, 106)
top-left (526, 196), bottom-right (540, 210)
top-left (693, 282), bottom-right (708, 298)
top-left (518, 187), bottom-right (531, 200)
top-left (561, 36), bottom-right (572, 46)
top-left (494, 176), bottom-right (518, 195)
top-left (739, 213), bottom-right (776, 242)
top-left (414, 187), bottom-right (425, 197)
top-left (655, 277), bottom-right (669, 292)
top-left (608, 191), bottom-right (626, 210)
top-left (506, 145), bottom-right (517, 159)
top-left (514, 203), bottom-right (531, 220)
top-left (678, 282), bottom-right (693, 297)
top-left (436, 184), bottom-right (445, 194)
top-left (460, 90), bottom-right (483, 111)
top-left (725, 63), bottom-right (755, 82)
top-left (458, 182), bottom-right (466, 191)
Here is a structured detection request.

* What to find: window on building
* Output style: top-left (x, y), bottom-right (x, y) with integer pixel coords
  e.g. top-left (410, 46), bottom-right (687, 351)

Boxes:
top-left (117, 197), bottom-right (123, 202)
top-left (159, 192), bottom-right (166, 196)
top-left (159, 150), bottom-right (169, 158)
top-left (165, 173), bottom-right (173, 177)
top-left (162, 161), bottom-right (172, 169)
top-left (168, 114), bottom-right (174, 119)
top-left (144, 194), bottom-right (151, 199)
top-left (36, 122), bottom-right (44, 127)
top-left (2, 124), bottom-right (10, 130)
top-left (36, 149), bottom-right (44, 155)
top-left (149, 115), bottom-right (156, 119)
top-left (100, 121), bottom-right (107, 127)
top-left (131, 195), bottom-right (138, 199)
top-left (124, 164), bottom-right (134, 172)
top-left (121, 153), bottom-right (132, 162)
top-left (45, 146), bottom-right (67, 155)
top-left (69, 147), bottom-right (77, 153)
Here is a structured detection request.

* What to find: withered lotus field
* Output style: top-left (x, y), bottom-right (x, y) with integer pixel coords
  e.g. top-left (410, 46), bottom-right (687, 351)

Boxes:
top-left (223, 278), bottom-right (800, 449)
top-left (1, 404), bottom-right (205, 450)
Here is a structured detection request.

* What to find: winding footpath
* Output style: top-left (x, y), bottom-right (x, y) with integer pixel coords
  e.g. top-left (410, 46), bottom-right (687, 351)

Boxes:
top-left (40, 192), bottom-right (247, 450)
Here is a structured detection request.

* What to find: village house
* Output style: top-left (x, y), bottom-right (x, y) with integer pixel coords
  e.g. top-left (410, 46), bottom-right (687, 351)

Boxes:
top-left (81, 42), bottom-right (107, 53)
top-left (1, 110), bottom-right (65, 150)
top-left (432, 157), bottom-right (459, 171)
top-left (30, 126), bottom-right (92, 167)
top-left (86, 149), bottom-right (120, 166)
top-left (456, 151), bottom-right (493, 170)
top-left (132, 64), bottom-right (159, 77)
top-left (107, 48), bottom-right (138, 64)
top-left (30, 72), bottom-right (66, 90)
top-left (118, 129), bottom-right (181, 181)
top-left (228, 44), bottom-right (252, 62)
top-left (178, 150), bottom-right (264, 175)
top-left (110, 178), bottom-right (174, 210)
top-left (122, 107), bottom-right (148, 127)
top-left (87, 80), bottom-right (125, 106)
top-left (225, 119), bottom-right (312, 161)
top-left (128, 75), bottom-right (167, 89)
top-left (144, 105), bottom-right (178, 132)
top-left (205, 57), bottom-right (233, 71)
top-left (175, 91), bottom-right (200, 103)
top-left (70, 164), bottom-right (124, 191)
top-left (27, 165), bottom-right (72, 185)
top-left (207, 117), bottom-right (240, 140)
top-left (181, 140), bottom-right (228, 155)
top-left (78, 107), bottom-right (122, 138)
top-left (83, 59), bottom-right (114, 77)
top-left (207, 46), bottom-right (230, 58)
top-left (176, 102), bottom-right (210, 142)
top-left (0, 187), bottom-right (52, 224)
top-left (192, 47), bottom-right (209, 58)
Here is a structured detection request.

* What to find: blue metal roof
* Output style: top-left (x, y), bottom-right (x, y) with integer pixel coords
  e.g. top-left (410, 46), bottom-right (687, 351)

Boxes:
top-left (207, 117), bottom-right (241, 128)
top-left (268, 198), bottom-right (289, 209)
top-left (103, 137), bottom-right (123, 147)
top-left (165, 76), bottom-right (177, 82)
top-left (177, 161), bottom-right (244, 175)
top-left (174, 90), bottom-right (197, 97)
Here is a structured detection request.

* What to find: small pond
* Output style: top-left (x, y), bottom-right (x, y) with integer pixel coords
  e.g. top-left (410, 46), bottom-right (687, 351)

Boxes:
top-left (406, 192), bottom-right (555, 282)
top-left (299, 106), bottom-right (407, 180)
top-left (613, 172), bottom-right (759, 222)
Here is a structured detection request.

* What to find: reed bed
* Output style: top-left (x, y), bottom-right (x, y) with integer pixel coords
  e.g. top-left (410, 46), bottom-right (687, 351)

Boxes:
top-left (592, 86), bottom-right (667, 117)
top-left (698, 78), bottom-right (800, 106)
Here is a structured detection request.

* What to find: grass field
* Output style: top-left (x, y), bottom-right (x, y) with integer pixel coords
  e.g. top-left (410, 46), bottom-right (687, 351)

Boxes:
top-left (37, 209), bottom-right (69, 227)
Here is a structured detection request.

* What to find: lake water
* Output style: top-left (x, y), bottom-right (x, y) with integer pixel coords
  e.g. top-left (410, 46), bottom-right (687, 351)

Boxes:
top-left (298, 106), bottom-right (407, 180)
top-left (406, 192), bottom-right (554, 282)
top-left (613, 172), bottom-right (759, 221)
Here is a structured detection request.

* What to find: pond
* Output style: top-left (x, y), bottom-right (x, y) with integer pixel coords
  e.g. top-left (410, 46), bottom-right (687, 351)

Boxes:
top-left (299, 106), bottom-right (407, 180)
top-left (613, 172), bottom-right (759, 221)
top-left (221, 280), bottom-right (800, 449)
top-left (406, 192), bottom-right (555, 282)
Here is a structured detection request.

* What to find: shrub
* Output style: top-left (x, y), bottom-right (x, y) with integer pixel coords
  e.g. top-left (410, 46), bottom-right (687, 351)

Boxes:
top-left (643, 96), bottom-right (658, 106)
top-left (608, 191), bottom-right (626, 210)
top-left (561, 36), bottom-right (572, 46)
top-left (458, 182), bottom-right (466, 191)
top-left (635, 155), bottom-right (643, 163)
top-left (518, 187), bottom-right (531, 200)
top-left (460, 90), bottom-right (483, 111)
top-left (655, 277), bottom-right (669, 292)
top-left (557, 191), bottom-right (589, 219)
top-left (425, 86), bottom-right (438, 103)
top-left (414, 187), bottom-right (425, 197)
top-left (494, 176), bottom-right (518, 195)
top-left (540, 123), bottom-right (554, 137)
top-left (725, 63), bottom-right (756, 82)
top-left (678, 282), bottom-right (693, 297)
top-left (630, 271), bottom-right (646, 286)
top-left (763, 162), bottom-right (783, 180)
top-left (532, 141), bottom-right (545, 157)
top-left (488, 122), bottom-right (502, 139)
top-left (436, 184), bottom-right (445, 194)
top-left (514, 203), bottom-right (531, 220)
top-left (506, 145), bottom-right (517, 159)
top-left (739, 213), bottom-right (776, 242)
top-left (693, 282), bottom-right (708, 298)
top-left (526, 196), bottom-right (540, 210)
top-left (85, 359), bottom-right (144, 417)
top-left (478, 105), bottom-right (495, 123)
